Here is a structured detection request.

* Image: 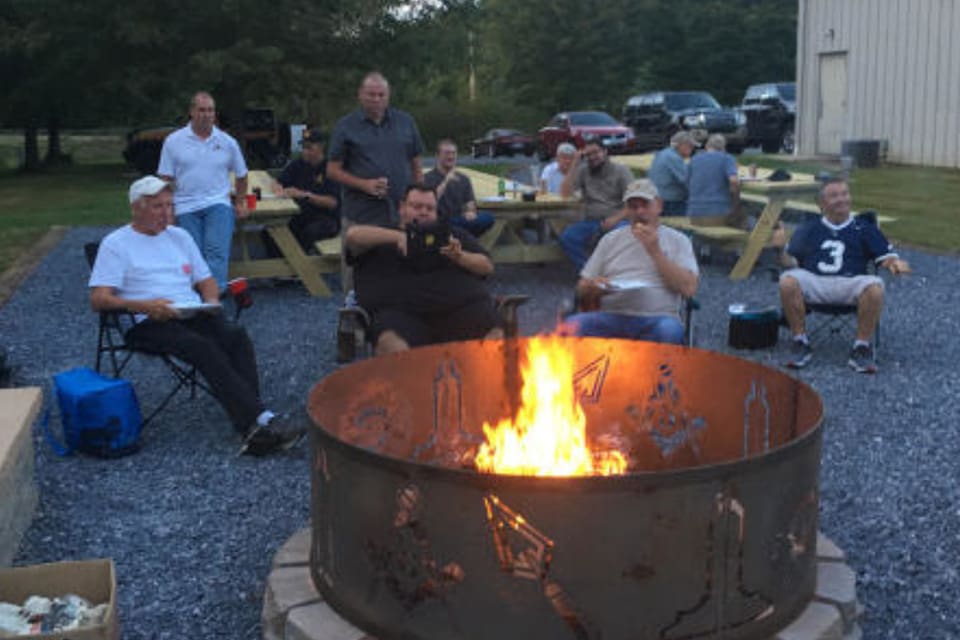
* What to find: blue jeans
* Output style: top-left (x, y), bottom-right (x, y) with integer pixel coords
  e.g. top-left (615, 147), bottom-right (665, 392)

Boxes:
top-left (560, 311), bottom-right (685, 345)
top-left (452, 211), bottom-right (495, 237)
top-left (177, 203), bottom-right (235, 290)
top-left (558, 219), bottom-right (629, 271)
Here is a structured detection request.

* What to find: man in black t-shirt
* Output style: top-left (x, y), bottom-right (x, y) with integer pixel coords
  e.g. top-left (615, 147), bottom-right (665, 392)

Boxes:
top-left (275, 131), bottom-right (341, 252)
top-left (345, 183), bottom-right (502, 354)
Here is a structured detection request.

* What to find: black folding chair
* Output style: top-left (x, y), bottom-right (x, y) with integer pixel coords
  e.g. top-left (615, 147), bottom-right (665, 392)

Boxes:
top-left (84, 241), bottom-right (253, 425)
top-left (336, 294), bottom-right (530, 363)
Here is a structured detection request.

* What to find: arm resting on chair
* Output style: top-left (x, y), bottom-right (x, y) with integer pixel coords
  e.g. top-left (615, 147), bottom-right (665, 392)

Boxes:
top-left (90, 275), bottom-right (220, 322)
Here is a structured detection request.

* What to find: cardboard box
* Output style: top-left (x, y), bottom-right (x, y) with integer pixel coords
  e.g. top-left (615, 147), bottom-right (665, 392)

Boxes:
top-left (0, 559), bottom-right (118, 639)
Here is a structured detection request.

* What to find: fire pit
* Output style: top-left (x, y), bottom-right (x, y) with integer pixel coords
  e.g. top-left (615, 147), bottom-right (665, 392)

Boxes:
top-left (307, 338), bottom-right (823, 640)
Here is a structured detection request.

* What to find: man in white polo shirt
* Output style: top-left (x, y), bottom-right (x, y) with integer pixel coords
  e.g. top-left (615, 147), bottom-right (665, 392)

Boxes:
top-left (158, 91), bottom-right (248, 290)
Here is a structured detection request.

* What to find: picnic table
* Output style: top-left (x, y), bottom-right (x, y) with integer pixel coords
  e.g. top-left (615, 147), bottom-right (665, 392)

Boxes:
top-left (456, 167), bottom-right (581, 264)
top-left (617, 154), bottom-right (821, 279)
top-left (228, 170), bottom-right (338, 296)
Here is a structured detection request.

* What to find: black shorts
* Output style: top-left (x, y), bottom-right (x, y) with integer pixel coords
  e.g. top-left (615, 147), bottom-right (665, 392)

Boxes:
top-left (370, 298), bottom-right (501, 348)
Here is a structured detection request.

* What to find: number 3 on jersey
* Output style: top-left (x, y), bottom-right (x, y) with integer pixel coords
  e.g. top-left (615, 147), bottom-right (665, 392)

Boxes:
top-left (817, 239), bottom-right (845, 273)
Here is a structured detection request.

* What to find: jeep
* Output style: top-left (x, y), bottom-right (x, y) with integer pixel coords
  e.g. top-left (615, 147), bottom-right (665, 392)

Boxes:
top-left (122, 108), bottom-right (291, 175)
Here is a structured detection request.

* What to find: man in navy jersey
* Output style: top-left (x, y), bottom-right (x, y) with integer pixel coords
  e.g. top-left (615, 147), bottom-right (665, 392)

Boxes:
top-left (780, 177), bottom-right (910, 373)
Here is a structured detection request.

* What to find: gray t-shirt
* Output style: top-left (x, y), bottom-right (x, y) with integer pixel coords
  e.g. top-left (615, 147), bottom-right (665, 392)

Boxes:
top-left (328, 107), bottom-right (424, 226)
top-left (572, 160), bottom-right (634, 220)
top-left (581, 224), bottom-right (698, 319)
top-left (687, 150), bottom-right (738, 217)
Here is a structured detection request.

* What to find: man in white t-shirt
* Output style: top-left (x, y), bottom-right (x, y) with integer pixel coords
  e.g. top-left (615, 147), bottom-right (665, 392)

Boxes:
top-left (88, 176), bottom-right (302, 456)
top-left (158, 91), bottom-right (248, 290)
top-left (560, 179), bottom-right (699, 344)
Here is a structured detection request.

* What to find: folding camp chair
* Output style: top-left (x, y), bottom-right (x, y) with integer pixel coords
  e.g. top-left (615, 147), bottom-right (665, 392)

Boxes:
top-left (84, 241), bottom-right (252, 425)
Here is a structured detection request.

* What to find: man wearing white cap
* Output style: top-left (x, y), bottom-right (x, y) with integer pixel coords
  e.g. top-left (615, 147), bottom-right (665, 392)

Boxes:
top-left (560, 179), bottom-right (699, 344)
top-left (88, 176), bottom-right (302, 456)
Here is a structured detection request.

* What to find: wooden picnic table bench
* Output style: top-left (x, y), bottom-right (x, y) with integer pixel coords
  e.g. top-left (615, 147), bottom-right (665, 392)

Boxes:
top-left (229, 170), bottom-right (338, 296)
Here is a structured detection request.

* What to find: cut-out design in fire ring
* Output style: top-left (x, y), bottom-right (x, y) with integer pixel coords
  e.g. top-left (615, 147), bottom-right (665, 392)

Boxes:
top-left (484, 493), bottom-right (599, 640)
top-left (661, 488), bottom-right (774, 639)
top-left (366, 483), bottom-right (465, 611)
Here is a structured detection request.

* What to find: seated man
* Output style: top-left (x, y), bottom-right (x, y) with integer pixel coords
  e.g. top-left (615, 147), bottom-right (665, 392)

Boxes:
top-left (345, 183), bottom-right (503, 355)
top-left (780, 177), bottom-right (910, 373)
top-left (540, 142), bottom-right (576, 194)
top-left (686, 133), bottom-right (742, 228)
top-left (560, 179), bottom-right (699, 344)
top-left (275, 130), bottom-right (341, 252)
top-left (647, 131), bottom-right (696, 216)
top-left (559, 137), bottom-right (634, 271)
top-left (423, 138), bottom-right (494, 237)
top-left (89, 176), bottom-right (303, 456)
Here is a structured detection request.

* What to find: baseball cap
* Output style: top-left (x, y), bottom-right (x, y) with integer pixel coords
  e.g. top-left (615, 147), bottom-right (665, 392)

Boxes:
top-left (622, 178), bottom-right (659, 202)
top-left (128, 175), bottom-right (171, 203)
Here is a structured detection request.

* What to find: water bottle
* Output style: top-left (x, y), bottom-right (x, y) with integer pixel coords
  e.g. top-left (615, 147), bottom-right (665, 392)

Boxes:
top-left (497, 176), bottom-right (506, 197)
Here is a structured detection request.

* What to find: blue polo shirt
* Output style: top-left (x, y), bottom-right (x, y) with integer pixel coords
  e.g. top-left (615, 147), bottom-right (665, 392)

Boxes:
top-left (328, 107), bottom-right (424, 226)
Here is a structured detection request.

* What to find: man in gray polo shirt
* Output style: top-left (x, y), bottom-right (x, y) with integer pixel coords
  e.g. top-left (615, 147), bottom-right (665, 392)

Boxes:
top-left (559, 137), bottom-right (634, 270)
top-left (647, 130), bottom-right (697, 216)
top-left (327, 72), bottom-right (424, 228)
top-left (560, 179), bottom-right (699, 344)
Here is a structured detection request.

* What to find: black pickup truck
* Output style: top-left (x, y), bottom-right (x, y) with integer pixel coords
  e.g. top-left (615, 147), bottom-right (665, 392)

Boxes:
top-left (740, 82), bottom-right (795, 154)
top-left (622, 91), bottom-right (747, 153)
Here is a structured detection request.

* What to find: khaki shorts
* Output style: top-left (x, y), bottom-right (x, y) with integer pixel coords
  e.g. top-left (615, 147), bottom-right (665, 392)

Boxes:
top-left (781, 269), bottom-right (883, 305)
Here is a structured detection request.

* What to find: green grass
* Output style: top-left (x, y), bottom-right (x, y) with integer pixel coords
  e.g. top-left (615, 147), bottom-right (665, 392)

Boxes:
top-left (750, 155), bottom-right (960, 251)
top-left (0, 163), bottom-right (130, 272)
top-left (0, 146), bottom-right (957, 276)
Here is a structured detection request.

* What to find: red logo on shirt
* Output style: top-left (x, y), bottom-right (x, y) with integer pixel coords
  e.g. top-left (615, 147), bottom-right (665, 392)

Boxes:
top-left (182, 263), bottom-right (192, 275)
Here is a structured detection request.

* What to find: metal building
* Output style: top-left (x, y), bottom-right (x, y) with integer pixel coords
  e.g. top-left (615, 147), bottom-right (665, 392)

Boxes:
top-left (796, 0), bottom-right (960, 167)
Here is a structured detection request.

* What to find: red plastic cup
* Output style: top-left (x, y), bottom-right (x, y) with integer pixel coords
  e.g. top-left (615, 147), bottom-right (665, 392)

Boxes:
top-left (245, 193), bottom-right (257, 210)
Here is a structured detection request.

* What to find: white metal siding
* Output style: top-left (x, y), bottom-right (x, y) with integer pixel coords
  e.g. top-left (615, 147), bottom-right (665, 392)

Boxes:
top-left (796, 0), bottom-right (960, 167)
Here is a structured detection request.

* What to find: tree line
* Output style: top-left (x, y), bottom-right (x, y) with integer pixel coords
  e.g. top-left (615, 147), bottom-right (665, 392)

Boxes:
top-left (0, 0), bottom-right (796, 168)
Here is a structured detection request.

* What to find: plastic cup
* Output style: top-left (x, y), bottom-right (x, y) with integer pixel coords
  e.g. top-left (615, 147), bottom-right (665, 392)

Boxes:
top-left (245, 194), bottom-right (257, 210)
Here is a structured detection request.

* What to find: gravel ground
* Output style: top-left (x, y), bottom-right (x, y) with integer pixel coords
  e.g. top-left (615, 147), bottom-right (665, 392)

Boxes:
top-left (4, 226), bottom-right (959, 638)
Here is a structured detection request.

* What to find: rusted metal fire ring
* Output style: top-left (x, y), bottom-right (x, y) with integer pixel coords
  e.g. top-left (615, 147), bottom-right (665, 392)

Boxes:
top-left (304, 338), bottom-right (828, 640)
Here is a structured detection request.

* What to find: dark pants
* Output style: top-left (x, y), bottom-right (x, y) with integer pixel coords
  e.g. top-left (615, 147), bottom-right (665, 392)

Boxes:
top-left (289, 212), bottom-right (340, 253)
top-left (452, 211), bottom-right (496, 237)
top-left (125, 314), bottom-right (263, 433)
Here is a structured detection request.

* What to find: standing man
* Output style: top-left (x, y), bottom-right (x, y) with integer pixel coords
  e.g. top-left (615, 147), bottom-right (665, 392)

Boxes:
top-left (327, 72), bottom-right (425, 228)
top-left (89, 176), bottom-right (303, 456)
top-left (561, 179), bottom-right (698, 345)
top-left (686, 133), bottom-right (742, 227)
top-left (275, 130), bottom-right (341, 252)
top-left (780, 177), bottom-right (910, 373)
top-left (158, 91), bottom-right (248, 291)
top-left (647, 131), bottom-right (697, 216)
top-left (540, 142), bottom-right (577, 194)
top-left (559, 136), bottom-right (634, 271)
top-left (423, 138), bottom-right (494, 237)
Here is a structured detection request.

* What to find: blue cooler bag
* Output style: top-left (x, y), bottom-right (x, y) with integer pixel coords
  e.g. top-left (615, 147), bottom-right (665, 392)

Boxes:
top-left (45, 367), bottom-right (143, 458)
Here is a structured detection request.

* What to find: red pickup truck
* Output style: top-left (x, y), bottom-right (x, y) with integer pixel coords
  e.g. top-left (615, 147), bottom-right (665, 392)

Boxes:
top-left (536, 111), bottom-right (636, 160)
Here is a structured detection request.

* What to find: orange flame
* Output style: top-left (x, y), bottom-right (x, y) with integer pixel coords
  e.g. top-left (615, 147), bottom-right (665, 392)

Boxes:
top-left (475, 336), bottom-right (627, 476)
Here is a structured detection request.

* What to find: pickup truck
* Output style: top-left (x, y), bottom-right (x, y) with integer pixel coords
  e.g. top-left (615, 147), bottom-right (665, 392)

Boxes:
top-left (740, 82), bottom-right (795, 154)
top-left (622, 91), bottom-right (747, 153)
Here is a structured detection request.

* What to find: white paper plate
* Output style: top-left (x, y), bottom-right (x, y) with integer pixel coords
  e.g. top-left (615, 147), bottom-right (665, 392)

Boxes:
top-left (606, 279), bottom-right (650, 291)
